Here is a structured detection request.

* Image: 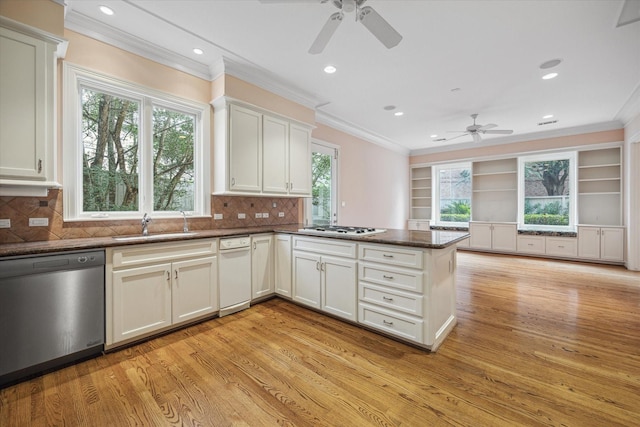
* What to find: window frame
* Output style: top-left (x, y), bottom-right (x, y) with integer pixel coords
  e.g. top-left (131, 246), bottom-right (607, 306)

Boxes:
top-left (305, 140), bottom-right (339, 226)
top-left (433, 161), bottom-right (472, 227)
top-left (63, 63), bottom-right (210, 221)
top-left (517, 151), bottom-right (577, 231)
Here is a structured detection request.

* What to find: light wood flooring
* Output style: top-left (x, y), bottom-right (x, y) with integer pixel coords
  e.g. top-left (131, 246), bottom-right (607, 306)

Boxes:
top-left (1, 251), bottom-right (639, 426)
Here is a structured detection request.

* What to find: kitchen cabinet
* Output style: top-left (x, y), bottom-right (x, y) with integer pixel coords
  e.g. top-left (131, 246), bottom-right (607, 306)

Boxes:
top-left (545, 236), bottom-right (578, 258)
top-left (358, 243), bottom-right (457, 350)
top-left (578, 226), bottom-right (624, 262)
top-left (469, 222), bottom-right (517, 252)
top-left (212, 98), bottom-right (312, 196)
top-left (106, 239), bottom-right (218, 348)
top-left (0, 20), bottom-right (64, 194)
top-left (275, 234), bottom-right (292, 298)
top-left (292, 236), bottom-right (357, 321)
top-left (252, 234), bottom-right (274, 300)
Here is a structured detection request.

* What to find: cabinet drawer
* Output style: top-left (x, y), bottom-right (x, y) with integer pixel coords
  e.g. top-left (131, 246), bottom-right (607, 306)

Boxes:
top-left (517, 235), bottom-right (545, 254)
top-left (545, 237), bottom-right (577, 257)
top-left (293, 236), bottom-right (357, 258)
top-left (359, 262), bottom-right (423, 292)
top-left (359, 302), bottom-right (423, 343)
top-left (359, 282), bottom-right (423, 317)
top-left (111, 239), bottom-right (217, 268)
top-left (359, 244), bottom-right (423, 269)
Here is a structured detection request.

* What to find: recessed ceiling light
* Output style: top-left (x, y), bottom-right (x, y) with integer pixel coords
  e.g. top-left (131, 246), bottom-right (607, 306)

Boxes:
top-left (542, 72), bottom-right (558, 80)
top-left (430, 134), bottom-right (438, 138)
top-left (542, 114), bottom-right (554, 119)
top-left (394, 111), bottom-right (404, 117)
top-left (99, 5), bottom-right (114, 16)
top-left (193, 48), bottom-right (204, 55)
top-left (324, 65), bottom-right (337, 74)
top-left (539, 58), bottom-right (562, 69)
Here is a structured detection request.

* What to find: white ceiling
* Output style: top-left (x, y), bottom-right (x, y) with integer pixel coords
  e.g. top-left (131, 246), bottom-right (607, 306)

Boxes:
top-left (64, 0), bottom-right (640, 155)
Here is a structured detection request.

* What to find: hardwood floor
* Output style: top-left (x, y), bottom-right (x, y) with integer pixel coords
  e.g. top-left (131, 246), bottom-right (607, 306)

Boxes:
top-left (2, 251), bottom-right (639, 426)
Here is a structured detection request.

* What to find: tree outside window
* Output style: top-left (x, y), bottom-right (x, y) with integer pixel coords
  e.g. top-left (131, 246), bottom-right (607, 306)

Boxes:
top-left (524, 159), bottom-right (570, 226)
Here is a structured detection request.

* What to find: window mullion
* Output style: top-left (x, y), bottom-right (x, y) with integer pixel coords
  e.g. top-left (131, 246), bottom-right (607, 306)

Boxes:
top-left (141, 98), bottom-right (154, 215)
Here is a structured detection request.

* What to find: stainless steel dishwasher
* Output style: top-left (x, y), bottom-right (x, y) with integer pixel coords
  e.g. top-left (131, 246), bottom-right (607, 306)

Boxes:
top-left (218, 236), bottom-right (251, 317)
top-left (0, 250), bottom-right (105, 387)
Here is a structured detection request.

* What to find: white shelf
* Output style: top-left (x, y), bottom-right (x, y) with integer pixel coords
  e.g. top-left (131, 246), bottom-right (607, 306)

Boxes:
top-left (472, 171), bottom-right (517, 177)
top-left (473, 189), bottom-right (517, 193)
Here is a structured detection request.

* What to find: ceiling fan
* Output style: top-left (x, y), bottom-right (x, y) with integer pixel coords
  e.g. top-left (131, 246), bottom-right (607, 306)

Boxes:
top-left (445, 114), bottom-right (514, 143)
top-left (260, 0), bottom-right (402, 54)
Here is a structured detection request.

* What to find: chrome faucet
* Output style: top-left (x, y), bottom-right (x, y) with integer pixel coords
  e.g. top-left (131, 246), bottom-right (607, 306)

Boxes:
top-left (141, 213), bottom-right (152, 236)
top-left (180, 211), bottom-right (188, 232)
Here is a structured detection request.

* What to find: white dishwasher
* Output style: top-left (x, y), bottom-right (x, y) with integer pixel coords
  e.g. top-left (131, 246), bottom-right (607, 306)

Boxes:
top-left (218, 236), bottom-right (252, 317)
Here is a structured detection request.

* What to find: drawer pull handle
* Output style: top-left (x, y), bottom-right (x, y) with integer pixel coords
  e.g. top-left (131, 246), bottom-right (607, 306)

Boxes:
top-left (37, 159), bottom-right (43, 173)
top-left (528, 243), bottom-right (533, 246)
top-left (383, 275), bottom-right (394, 280)
top-left (166, 271), bottom-right (170, 281)
top-left (175, 270), bottom-right (178, 280)
top-left (558, 245), bottom-right (564, 248)
top-left (382, 296), bottom-right (394, 301)
top-left (382, 319), bottom-right (394, 326)
top-left (383, 254), bottom-right (394, 258)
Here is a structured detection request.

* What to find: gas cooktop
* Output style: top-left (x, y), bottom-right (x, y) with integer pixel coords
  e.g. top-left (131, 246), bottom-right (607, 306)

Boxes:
top-left (299, 225), bottom-right (386, 236)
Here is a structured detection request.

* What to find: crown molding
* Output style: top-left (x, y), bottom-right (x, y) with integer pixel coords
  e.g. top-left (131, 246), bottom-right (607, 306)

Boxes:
top-left (316, 110), bottom-right (410, 156)
top-left (410, 121), bottom-right (624, 156)
top-left (64, 9), bottom-right (213, 81)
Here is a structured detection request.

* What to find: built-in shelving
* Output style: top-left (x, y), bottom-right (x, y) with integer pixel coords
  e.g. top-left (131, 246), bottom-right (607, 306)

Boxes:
top-left (472, 158), bottom-right (517, 222)
top-left (578, 147), bottom-right (622, 226)
top-left (410, 165), bottom-right (432, 220)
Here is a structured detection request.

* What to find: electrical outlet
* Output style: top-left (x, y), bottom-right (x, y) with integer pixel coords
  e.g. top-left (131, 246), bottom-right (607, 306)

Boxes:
top-left (278, 212), bottom-right (285, 218)
top-left (255, 213), bottom-right (263, 218)
top-left (213, 213), bottom-right (223, 220)
top-left (262, 212), bottom-right (269, 218)
top-left (238, 213), bottom-right (246, 219)
top-left (0, 219), bottom-right (10, 228)
top-left (29, 218), bottom-right (49, 227)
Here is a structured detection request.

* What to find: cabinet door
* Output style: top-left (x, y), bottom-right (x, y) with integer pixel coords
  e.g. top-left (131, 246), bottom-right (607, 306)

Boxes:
top-left (0, 28), bottom-right (52, 181)
top-left (262, 115), bottom-right (289, 194)
top-left (469, 223), bottom-right (492, 249)
top-left (600, 227), bottom-right (624, 262)
top-left (288, 123), bottom-right (311, 195)
top-left (321, 255), bottom-right (357, 321)
top-left (252, 235), bottom-right (274, 299)
top-left (492, 224), bottom-right (517, 252)
top-left (275, 234), bottom-right (292, 297)
top-left (292, 251), bottom-right (321, 308)
top-left (112, 263), bottom-right (172, 343)
top-left (172, 256), bottom-right (218, 324)
top-left (229, 104), bottom-right (262, 192)
top-left (578, 227), bottom-right (601, 259)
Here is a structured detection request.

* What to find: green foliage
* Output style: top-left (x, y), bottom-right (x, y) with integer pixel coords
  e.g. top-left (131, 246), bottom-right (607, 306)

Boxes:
top-left (311, 152), bottom-right (332, 224)
top-left (440, 213), bottom-right (471, 222)
top-left (524, 214), bottom-right (569, 225)
top-left (440, 200), bottom-right (471, 222)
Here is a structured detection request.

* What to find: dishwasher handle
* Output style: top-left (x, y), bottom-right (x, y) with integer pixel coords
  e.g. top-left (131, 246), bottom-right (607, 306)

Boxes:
top-left (0, 250), bottom-right (105, 279)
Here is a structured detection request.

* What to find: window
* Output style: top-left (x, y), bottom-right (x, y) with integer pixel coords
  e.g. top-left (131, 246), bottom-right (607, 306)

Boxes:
top-left (433, 162), bottom-right (471, 226)
top-left (305, 141), bottom-right (338, 226)
top-left (518, 152), bottom-right (576, 230)
top-left (63, 64), bottom-right (210, 220)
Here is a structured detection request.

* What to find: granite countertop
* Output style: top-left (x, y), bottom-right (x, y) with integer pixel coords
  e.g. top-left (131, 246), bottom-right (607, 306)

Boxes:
top-left (0, 224), bottom-right (470, 257)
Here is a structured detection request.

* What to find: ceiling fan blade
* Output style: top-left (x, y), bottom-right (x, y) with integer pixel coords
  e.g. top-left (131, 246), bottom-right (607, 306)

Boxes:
top-left (445, 133), bottom-right (470, 142)
top-left (472, 133), bottom-right (482, 143)
top-left (358, 6), bottom-right (402, 49)
top-left (482, 129), bottom-right (514, 135)
top-left (309, 11), bottom-right (343, 54)
top-left (478, 123), bottom-right (497, 131)
top-left (259, 1), bottom-right (326, 3)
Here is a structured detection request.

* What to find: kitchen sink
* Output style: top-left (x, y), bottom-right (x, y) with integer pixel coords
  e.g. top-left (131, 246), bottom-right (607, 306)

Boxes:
top-left (113, 232), bottom-right (197, 242)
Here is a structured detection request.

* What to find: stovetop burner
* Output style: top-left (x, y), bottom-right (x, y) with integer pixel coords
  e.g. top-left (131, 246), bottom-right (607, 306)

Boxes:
top-left (299, 225), bottom-right (386, 236)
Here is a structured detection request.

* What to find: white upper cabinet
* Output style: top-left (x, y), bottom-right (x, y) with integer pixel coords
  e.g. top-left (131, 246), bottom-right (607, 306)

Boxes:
top-left (0, 19), bottom-right (65, 194)
top-left (213, 98), bottom-right (312, 197)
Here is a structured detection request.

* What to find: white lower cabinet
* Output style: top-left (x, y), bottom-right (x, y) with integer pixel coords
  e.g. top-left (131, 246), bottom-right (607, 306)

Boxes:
top-left (358, 243), bottom-right (457, 351)
top-left (545, 236), bottom-right (578, 258)
top-left (252, 234), bottom-right (274, 300)
top-left (469, 222), bottom-right (517, 252)
top-left (292, 236), bottom-right (357, 321)
top-left (578, 226), bottom-right (624, 262)
top-left (106, 239), bottom-right (218, 348)
top-left (517, 235), bottom-right (546, 255)
top-left (275, 234), bottom-right (292, 297)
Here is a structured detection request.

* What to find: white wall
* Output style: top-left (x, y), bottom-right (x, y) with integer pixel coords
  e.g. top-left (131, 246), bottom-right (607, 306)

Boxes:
top-left (312, 123), bottom-right (409, 229)
top-left (624, 114), bottom-right (640, 271)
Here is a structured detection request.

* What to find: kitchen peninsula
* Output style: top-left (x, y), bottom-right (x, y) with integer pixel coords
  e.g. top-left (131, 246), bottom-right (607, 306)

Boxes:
top-left (0, 226), bottom-right (468, 353)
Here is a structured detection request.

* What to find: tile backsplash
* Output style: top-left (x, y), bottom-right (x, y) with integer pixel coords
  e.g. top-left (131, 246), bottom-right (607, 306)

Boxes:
top-left (0, 190), bottom-right (300, 244)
